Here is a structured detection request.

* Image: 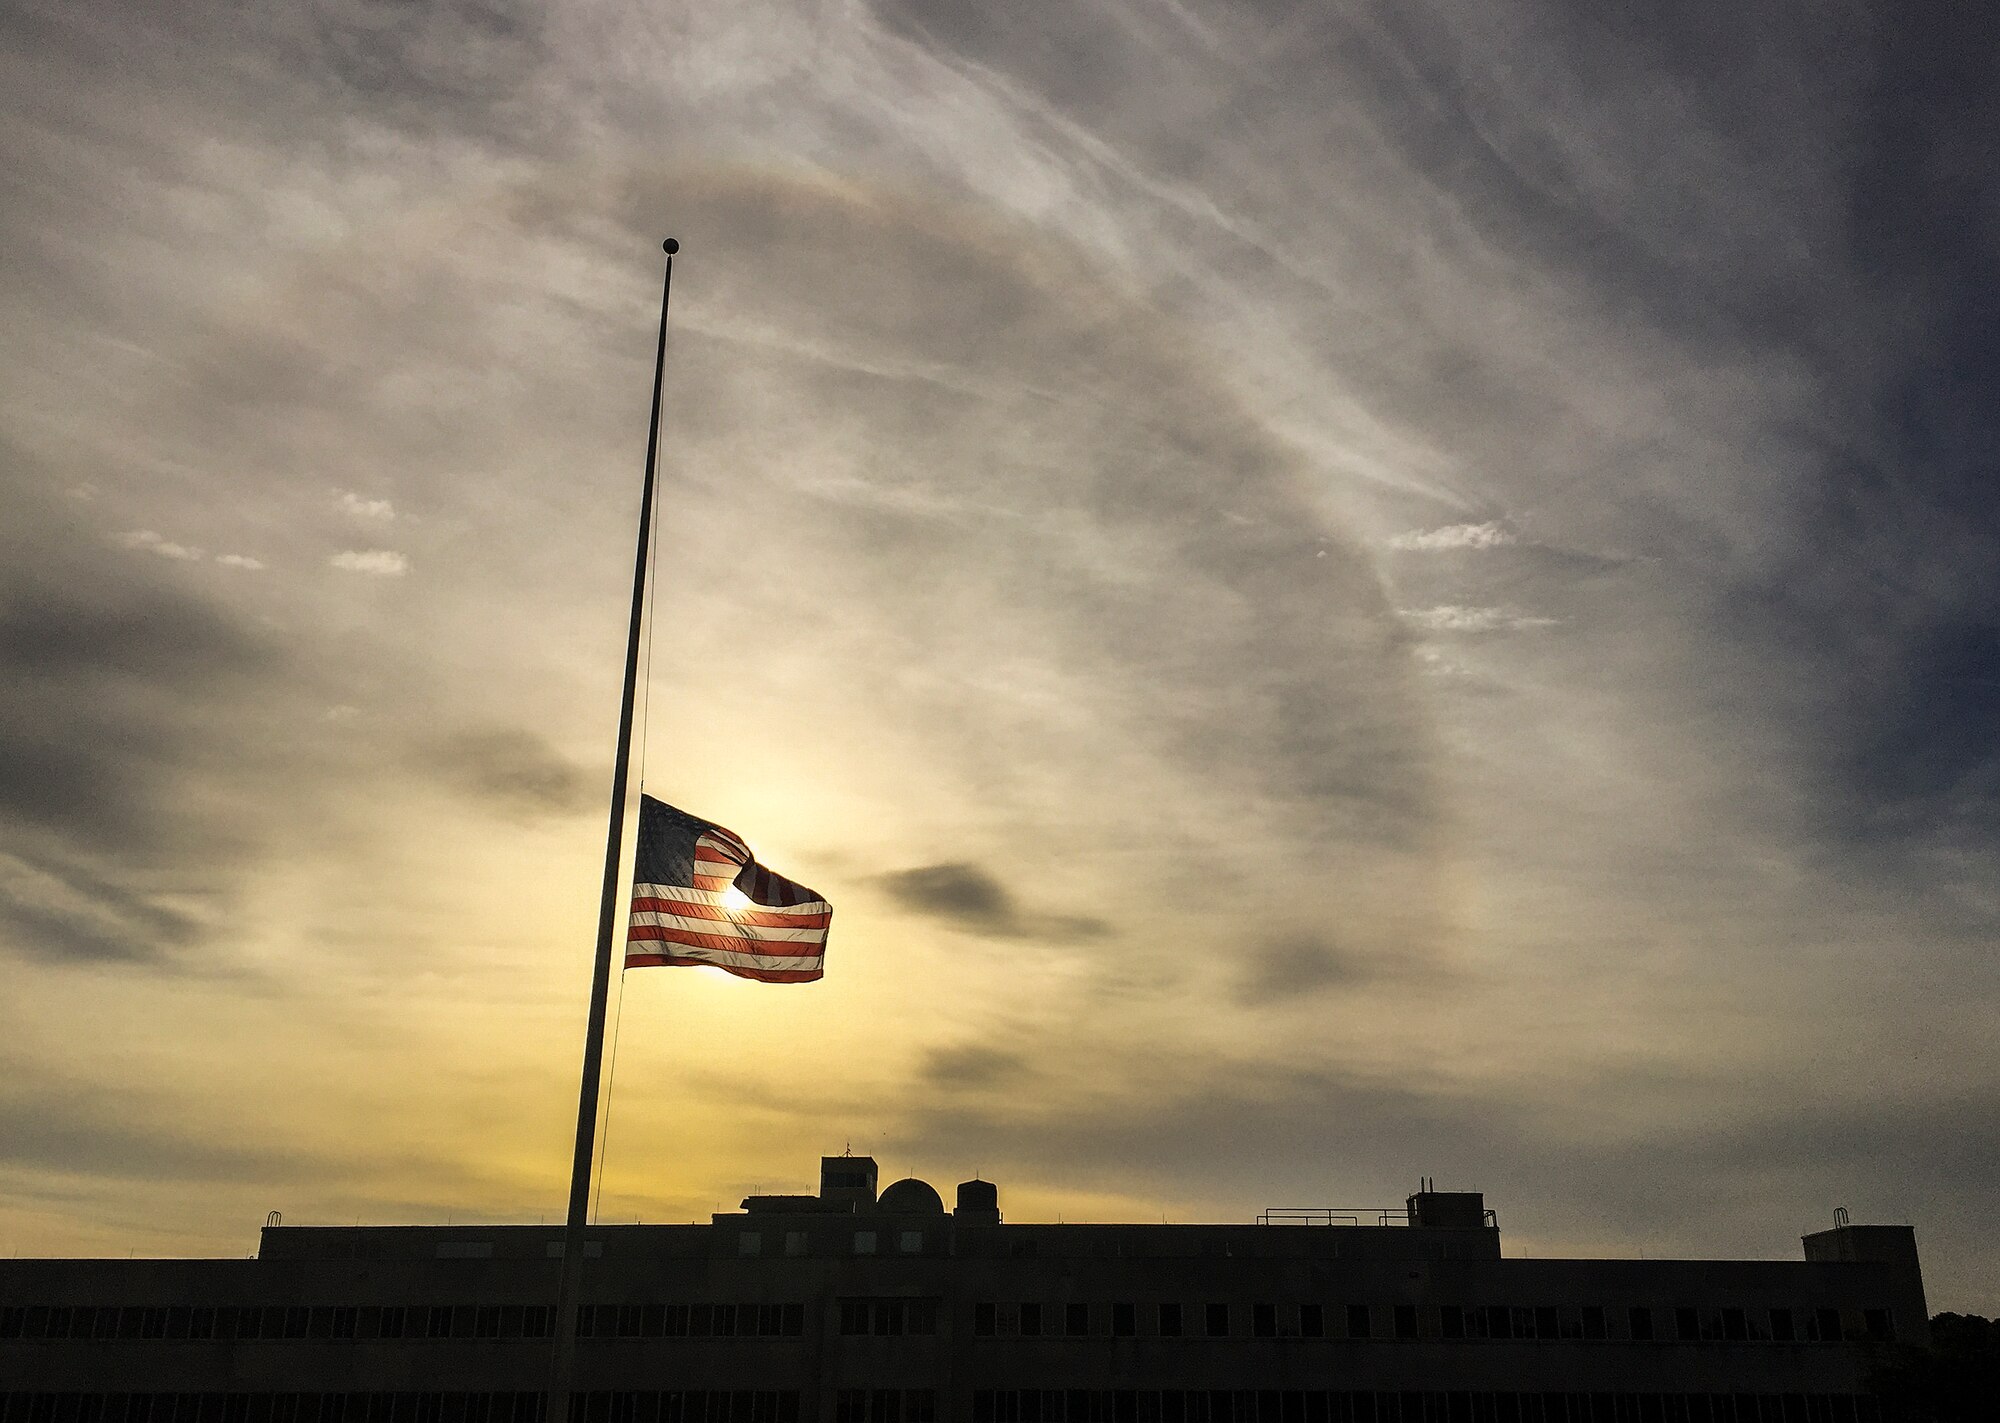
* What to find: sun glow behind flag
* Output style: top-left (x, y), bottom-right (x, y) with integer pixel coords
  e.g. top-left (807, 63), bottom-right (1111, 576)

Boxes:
top-left (625, 795), bottom-right (829, 982)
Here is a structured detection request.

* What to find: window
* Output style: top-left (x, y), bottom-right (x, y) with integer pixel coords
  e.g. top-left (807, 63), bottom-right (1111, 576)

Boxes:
top-left (1300, 1304), bottom-right (1324, 1339)
top-left (1864, 1309), bottom-right (1894, 1341)
top-left (739, 1232), bottom-right (763, 1257)
top-left (854, 1231), bottom-right (878, 1255)
top-left (1675, 1307), bottom-right (1699, 1341)
top-left (1395, 1306), bottom-right (1419, 1340)
top-left (786, 1231), bottom-right (809, 1257)
top-left (975, 1303), bottom-right (996, 1337)
top-left (1439, 1305), bottom-right (1463, 1340)
top-left (1252, 1304), bottom-right (1277, 1339)
top-left (1207, 1303), bottom-right (1230, 1338)
top-left (841, 1298), bottom-right (937, 1336)
top-left (1485, 1305), bottom-right (1511, 1341)
top-left (1347, 1305), bottom-right (1371, 1340)
top-left (1769, 1307), bottom-right (1795, 1342)
top-left (1020, 1302), bottom-right (1042, 1337)
top-left (1815, 1307), bottom-right (1843, 1342)
top-left (1628, 1307), bottom-right (1654, 1341)
top-left (1159, 1302), bottom-right (1183, 1338)
top-left (1535, 1306), bottom-right (1559, 1341)
top-left (1581, 1306), bottom-right (1606, 1341)
top-left (1722, 1307), bottom-right (1748, 1342)
top-left (899, 1231), bottom-right (924, 1255)
top-left (1113, 1303), bottom-right (1136, 1337)
top-left (1067, 1302), bottom-right (1091, 1337)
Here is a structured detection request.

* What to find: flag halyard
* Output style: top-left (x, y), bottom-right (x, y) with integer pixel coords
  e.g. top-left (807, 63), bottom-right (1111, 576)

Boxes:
top-left (625, 795), bottom-right (828, 982)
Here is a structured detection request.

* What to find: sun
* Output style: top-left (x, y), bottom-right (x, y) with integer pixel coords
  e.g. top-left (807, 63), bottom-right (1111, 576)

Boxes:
top-left (721, 885), bottom-right (752, 914)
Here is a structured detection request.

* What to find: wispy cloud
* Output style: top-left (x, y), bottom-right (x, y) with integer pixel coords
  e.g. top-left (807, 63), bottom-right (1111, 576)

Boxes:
top-left (337, 491), bottom-right (396, 521)
top-left (1401, 605), bottom-right (1559, 633)
top-left (1388, 521), bottom-right (1515, 551)
top-left (115, 530), bottom-right (203, 562)
top-left (329, 549), bottom-right (408, 576)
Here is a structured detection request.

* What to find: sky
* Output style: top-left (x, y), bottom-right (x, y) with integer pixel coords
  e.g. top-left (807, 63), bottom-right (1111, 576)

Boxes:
top-left (1, 0), bottom-right (1995, 1311)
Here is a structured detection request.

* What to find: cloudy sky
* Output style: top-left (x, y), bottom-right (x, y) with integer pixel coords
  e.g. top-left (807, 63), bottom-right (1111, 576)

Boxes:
top-left (2, 0), bottom-right (1995, 1310)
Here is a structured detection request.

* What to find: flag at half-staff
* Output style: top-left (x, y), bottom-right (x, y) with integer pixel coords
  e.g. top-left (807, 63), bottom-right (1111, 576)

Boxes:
top-left (625, 794), bottom-right (829, 982)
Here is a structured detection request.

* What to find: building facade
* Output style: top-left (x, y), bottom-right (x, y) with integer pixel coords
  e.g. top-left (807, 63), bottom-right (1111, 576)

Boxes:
top-left (0, 1157), bottom-right (1927, 1423)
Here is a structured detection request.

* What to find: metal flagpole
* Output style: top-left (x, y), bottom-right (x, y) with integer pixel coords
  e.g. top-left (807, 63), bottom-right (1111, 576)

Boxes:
top-left (548, 237), bottom-right (679, 1423)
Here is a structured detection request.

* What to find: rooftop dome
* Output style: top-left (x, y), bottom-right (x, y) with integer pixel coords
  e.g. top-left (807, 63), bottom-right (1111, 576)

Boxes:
top-left (876, 1177), bottom-right (945, 1215)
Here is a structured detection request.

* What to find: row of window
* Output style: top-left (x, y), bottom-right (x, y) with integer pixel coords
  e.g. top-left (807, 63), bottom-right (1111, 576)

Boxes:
top-left (0, 1397), bottom-right (803, 1423)
top-left (0, 1303), bottom-right (805, 1344)
top-left (970, 1395), bottom-right (1883, 1423)
top-left (576, 1304), bottom-right (804, 1339)
top-left (0, 1397), bottom-right (550, 1423)
top-left (0, 1301), bottom-right (1897, 1349)
top-left (734, 1231), bottom-right (929, 1258)
top-left (970, 1302), bottom-right (1896, 1344)
top-left (0, 1398), bottom-right (1889, 1423)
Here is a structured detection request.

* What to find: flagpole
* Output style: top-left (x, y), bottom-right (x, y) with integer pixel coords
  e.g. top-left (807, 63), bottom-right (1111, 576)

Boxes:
top-left (548, 236), bottom-right (679, 1423)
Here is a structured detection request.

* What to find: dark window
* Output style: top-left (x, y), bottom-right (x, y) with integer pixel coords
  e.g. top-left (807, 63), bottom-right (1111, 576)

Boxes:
top-left (1067, 1303), bottom-right (1091, 1337)
top-left (1113, 1303), bottom-right (1136, 1337)
top-left (190, 1307), bottom-right (215, 1340)
top-left (1722, 1308), bottom-right (1748, 1342)
top-left (1535, 1307), bottom-right (1559, 1341)
top-left (1815, 1308), bottom-right (1843, 1342)
top-left (0, 1308), bottom-right (21, 1340)
top-left (1439, 1306), bottom-right (1463, 1340)
top-left (1863, 1309), bottom-right (1894, 1342)
top-left (908, 1300), bottom-right (938, 1335)
top-left (1347, 1305), bottom-right (1371, 1340)
top-left (874, 1301), bottom-right (904, 1336)
top-left (1207, 1303), bottom-right (1230, 1338)
top-left (842, 1300), bottom-right (871, 1335)
top-left (1159, 1303), bottom-right (1183, 1337)
top-left (166, 1306), bottom-right (191, 1340)
top-left (1581, 1306), bottom-right (1605, 1341)
top-left (521, 1306), bottom-right (547, 1339)
top-left (782, 1303), bottom-right (804, 1336)
top-left (691, 1303), bottom-right (714, 1336)
top-left (1675, 1307), bottom-right (1699, 1341)
top-left (1020, 1302), bottom-right (1041, 1337)
top-left (1769, 1308), bottom-right (1795, 1342)
top-left (1253, 1304), bottom-right (1277, 1339)
top-left (479, 1306), bottom-right (504, 1339)
top-left (1300, 1304), bottom-right (1323, 1339)
top-left (975, 1302), bottom-right (996, 1336)
top-left (1628, 1308), bottom-right (1654, 1342)
top-left (1395, 1306), bottom-right (1419, 1340)
top-left (285, 1306), bottom-right (309, 1339)
top-left (1486, 1306), bottom-right (1512, 1341)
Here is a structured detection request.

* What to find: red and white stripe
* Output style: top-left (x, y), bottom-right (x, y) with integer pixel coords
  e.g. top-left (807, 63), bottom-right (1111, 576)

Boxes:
top-left (625, 831), bottom-right (828, 982)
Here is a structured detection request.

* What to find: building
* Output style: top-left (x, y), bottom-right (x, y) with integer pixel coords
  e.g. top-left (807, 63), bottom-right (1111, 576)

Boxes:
top-left (0, 1156), bottom-right (1927, 1422)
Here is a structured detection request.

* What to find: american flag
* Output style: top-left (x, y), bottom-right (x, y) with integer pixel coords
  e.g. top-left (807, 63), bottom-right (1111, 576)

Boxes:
top-left (625, 795), bottom-right (829, 982)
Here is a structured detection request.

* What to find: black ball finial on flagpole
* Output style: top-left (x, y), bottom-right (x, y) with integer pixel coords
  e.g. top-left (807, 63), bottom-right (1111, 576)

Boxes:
top-left (663, 238), bottom-right (679, 254)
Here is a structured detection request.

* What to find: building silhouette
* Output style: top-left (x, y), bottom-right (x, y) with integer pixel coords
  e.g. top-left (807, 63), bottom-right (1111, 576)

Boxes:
top-left (1, 1156), bottom-right (1926, 1421)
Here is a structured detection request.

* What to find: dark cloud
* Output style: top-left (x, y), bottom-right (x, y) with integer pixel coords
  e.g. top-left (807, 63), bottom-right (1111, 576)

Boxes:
top-left (876, 862), bottom-right (1107, 942)
top-left (0, 464), bottom-right (302, 968)
top-left (416, 727), bottom-right (595, 819)
top-left (1234, 933), bottom-right (1372, 1005)
top-left (0, 1075), bottom-right (293, 1183)
top-left (919, 1043), bottom-right (1030, 1090)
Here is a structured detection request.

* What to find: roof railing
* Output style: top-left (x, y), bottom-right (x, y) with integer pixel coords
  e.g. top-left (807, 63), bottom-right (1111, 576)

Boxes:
top-left (1256, 1206), bottom-right (1499, 1228)
top-left (1256, 1207), bottom-right (1408, 1227)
